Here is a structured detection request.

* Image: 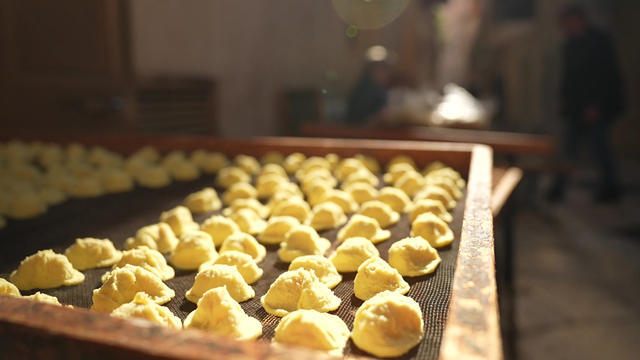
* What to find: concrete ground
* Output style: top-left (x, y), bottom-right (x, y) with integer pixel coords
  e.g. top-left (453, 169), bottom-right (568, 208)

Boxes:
top-left (508, 161), bottom-right (640, 359)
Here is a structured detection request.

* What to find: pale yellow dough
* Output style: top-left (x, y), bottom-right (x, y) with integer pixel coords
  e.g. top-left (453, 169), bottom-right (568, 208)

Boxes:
top-left (219, 232), bottom-right (266, 262)
top-left (411, 212), bottom-right (454, 248)
top-left (92, 264), bottom-right (175, 313)
top-left (334, 158), bottom-right (365, 182)
top-left (100, 168), bottom-right (134, 193)
top-left (223, 182), bottom-right (257, 205)
top-left (337, 214), bottom-right (390, 244)
top-left (10, 250), bottom-right (85, 290)
top-left (0, 278), bottom-right (20, 297)
top-left (258, 216), bottom-right (300, 244)
top-left (184, 187), bottom-right (221, 213)
top-left (355, 154), bottom-right (380, 173)
top-left (170, 231), bottom-right (218, 270)
top-left (135, 165), bottom-right (171, 188)
top-left (64, 238), bottom-right (122, 270)
top-left (227, 208), bottom-right (266, 235)
top-left (413, 186), bottom-right (456, 210)
top-left (7, 192), bottom-right (47, 219)
top-left (23, 292), bottom-right (64, 306)
top-left (283, 152), bottom-right (306, 174)
top-left (273, 310), bottom-right (350, 356)
top-left (304, 182), bottom-right (333, 207)
top-left (386, 155), bottom-right (416, 171)
top-left (65, 176), bottom-right (105, 198)
top-left (159, 205), bottom-right (199, 237)
top-left (200, 215), bottom-right (241, 247)
top-left (184, 287), bottom-right (262, 340)
top-left (289, 255), bottom-right (342, 289)
top-left (222, 198), bottom-right (270, 219)
top-left (389, 237), bottom-right (441, 277)
top-left (259, 163), bottom-right (287, 178)
top-left (351, 291), bottom-right (424, 358)
top-left (409, 198), bottom-right (453, 223)
top-left (377, 186), bottom-right (413, 213)
top-left (354, 257), bottom-right (410, 301)
top-left (186, 264), bottom-right (254, 303)
top-left (256, 173), bottom-right (288, 199)
top-left (343, 182), bottom-right (379, 205)
top-left (234, 154), bottom-right (261, 175)
top-left (107, 246), bottom-right (175, 281)
top-left (271, 197), bottom-right (310, 223)
top-left (383, 163), bottom-right (415, 185)
top-left (260, 151), bottom-right (284, 165)
top-left (199, 250), bottom-right (263, 284)
top-left (342, 168), bottom-right (379, 188)
top-left (111, 292), bottom-right (182, 329)
top-left (167, 159), bottom-right (200, 181)
top-left (260, 268), bottom-right (340, 317)
top-left (395, 171), bottom-right (426, 197)
top-left (277, 225), bottom-right (331, 263)
top-left (320, 189), bottom-right (359, 214)
top-left (426, 176), bottom-right (463, 200)
top-left (329, 237), bottom-right (380, 273)
top-left (307, 202), bottom-right (347, 231)
top-left (199, 152), bottom-right (229, 173)
top-left (358, 200), bottom-right (400, 228)
top-left (216, 166), bottom-right (250, 189)
top-left (125, 223), bottom-right (178, 253)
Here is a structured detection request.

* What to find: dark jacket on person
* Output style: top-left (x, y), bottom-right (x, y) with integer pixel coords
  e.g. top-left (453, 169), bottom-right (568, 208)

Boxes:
top-left (560, 27), bottom-right (625, 122)
top-left (346, 71), bottom-right (387, 125)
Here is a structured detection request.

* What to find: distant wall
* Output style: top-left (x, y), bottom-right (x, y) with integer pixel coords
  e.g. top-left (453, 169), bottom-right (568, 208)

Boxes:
top-left (129, 0), bottom-right (430, 136)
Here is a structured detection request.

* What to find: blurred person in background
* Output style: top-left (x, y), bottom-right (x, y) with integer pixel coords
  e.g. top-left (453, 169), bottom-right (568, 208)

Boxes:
top-left (346, 55), bottom-right (394, 125)
top-left (548, 4), bottom-right (625, 203)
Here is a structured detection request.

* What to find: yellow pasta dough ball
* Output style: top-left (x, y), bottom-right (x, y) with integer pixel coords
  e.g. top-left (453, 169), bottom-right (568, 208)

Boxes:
top-left (159, 205), bottom-right (199, 237)
top-left (222, 198), bottom-right (270, 219)
top-left (307, 202), bottom-right (347, 231)
top-left (23, 292), bottom-right (65, 306)
top-left (383, 162), bottom-right (415, 185)
top-left (256, 173), bottom-right (288, 199)
top-left (410, 212), bottom-right (454, 248)
top-left (422, 161), bottom-right (446, 175)
top-left (168, 159), bottom-right (201, 181)
top-left (414, 186), bottom-right (457, 210)
top-left (216, 166), bottom-right (250, 189)
top-left (258, 216), bottom-right (300, 244)
top-left (125, 223), bottom-right (179, 254)
top-left (65, 176), bottom-right (105, 198)
top-left (38, 186), bottom-right (67, 206)
top-left (342, 168), bottom-right (380, 188)
top-left (358, 200), bottom-right (400, 228)
top-left (227, 208), bottom-right (267, 235)
top-left (199, 250), bottom-right (263, 284)
top-left (223, 182), bottom-right (257, 205)
top-left (107, 246), bottom-right (175, 281)
top-left (135, 165), bottom-right (172, 188)
top-left (274, 310), bottom-right (350, 356)
top-left (260, 151), bottom-right (284, 165)
top-left (278, 225), bottom-right (331, 263)
top-left (389, 237), bottom-right (441, 277)
top-left (234, 154), bottom-right (261, 175)
top-left (111, 292), bottom-right (182, 329)
top-left (7, 192), bottom-right (47, 219)
top-left (386, 155), bottom-right (416, 171)
top-left (184, 187), bottom-right (221, 214)
top-left (351, 291), bottom-right (424, 358)
top-left (10, 250), bottom-right (85, 291)
top-left (260, 268), bottom-right (340, 317)
top-left (184, 287), bottom-right (262, 340)
top-left (395, 171), bottom-right (426, 197)
top-left (343, 182), bottom-right (379, 205)
top-left (91, 264), bottom-right (175, 313)
top-left (259, 163), bottom-right (288, 178)
top-left (219, 232), bottom-right (266, 263)
top-left (426, 167), bottom-right (465, 188)
top-left (99, 168), bottom-right (134, 193)
top-left (304, 181), bottom-right (334, 207)
top-left (354, 257), bottom-right (410, 301)
top-left (0, 278), bottom-right (20, 297)
top-left (64, 238), bottom-right (122, 270)
top-left (186, 264), bottom-right (254, 303)
top-left (199, 152), bottom-right (230, 174)
top-left (337, 214), bottom-right (390, 244)
top-left (377, 186), bottom-right (413, 213)
top-left (271, 197), bottom-right (311, 223)
top-left (334, 158), bottom-right (366, 182)
top-left (329, 237), bottom-right (380, 273)
top-left (426, 176), bottom-right (463, 200)
top-left (289, 255), bottom-right (342, 289)
top-left (200, 215), bottom-right (241, 247)
top-left (169, 231), bottom-right (218, 270)
top-left (409, 198), bottom-right (453, 223)
top-left (354, 154), bottom-right (380, 173)
top-left (320, 189), bottom-right (358, 214)
top-left (283, 152), bottom-right (306, 174)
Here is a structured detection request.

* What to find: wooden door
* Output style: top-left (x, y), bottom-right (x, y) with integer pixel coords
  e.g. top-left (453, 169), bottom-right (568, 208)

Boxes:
top-left (0, 0), bottom-right (132, 134)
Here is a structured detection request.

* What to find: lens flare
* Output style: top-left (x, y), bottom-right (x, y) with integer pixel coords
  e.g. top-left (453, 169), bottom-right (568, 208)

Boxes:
top-left (332, 0), bottom-right (410, 30)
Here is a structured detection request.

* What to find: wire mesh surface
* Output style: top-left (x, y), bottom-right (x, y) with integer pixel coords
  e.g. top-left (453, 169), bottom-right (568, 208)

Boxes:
top-left (0, 175), bottom-right (464, 360)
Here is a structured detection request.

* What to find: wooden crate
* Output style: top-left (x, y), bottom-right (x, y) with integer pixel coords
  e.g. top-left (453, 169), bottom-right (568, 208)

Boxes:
top-left (0, 136), bottom-right (499, 360)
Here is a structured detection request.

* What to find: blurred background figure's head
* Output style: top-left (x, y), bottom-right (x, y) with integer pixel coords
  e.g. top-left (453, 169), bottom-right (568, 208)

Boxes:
top-left (559, 4), bottom-right (589, 38)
